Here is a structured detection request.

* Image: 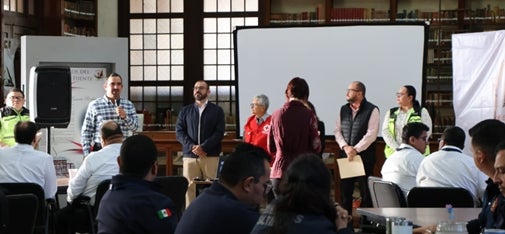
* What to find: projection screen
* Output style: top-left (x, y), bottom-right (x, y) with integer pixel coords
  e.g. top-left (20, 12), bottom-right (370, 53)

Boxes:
top-left (234, 23), bottom-right (428, 138)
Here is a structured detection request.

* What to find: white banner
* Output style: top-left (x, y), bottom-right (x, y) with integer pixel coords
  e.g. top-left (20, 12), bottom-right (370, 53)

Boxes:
top-left (453, 30), bottom-right (505, 142)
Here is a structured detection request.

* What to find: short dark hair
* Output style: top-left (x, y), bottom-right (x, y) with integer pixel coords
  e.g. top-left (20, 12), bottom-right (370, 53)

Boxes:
top-left (6, 88), bottom-right (24, 98)
top-left (219, 143), bottom-right (271, 186)
top-left (469, 119), bottom-right (505, 162)
top-left (14, 121), bottom-right (38, 144)
top-left (401, 122), bottom-right (429, 143)
top-left (495, 140), bottom-right (505, 156)
top-left (100, 120), bottom-right (123, 141)
top-left (441, 126), bottom-right (465, 149)
top-left (107, 72), bottom-right (122, 82)
top-left (285, 77), bottom-right (309, 101)
top-left (119, 135), bottom-right (157, 178)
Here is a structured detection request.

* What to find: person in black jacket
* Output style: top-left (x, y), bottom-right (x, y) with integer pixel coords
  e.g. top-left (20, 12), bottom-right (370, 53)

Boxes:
top-left (251, 154), bottom-right (353, 234)
top-left (175, 80), bottom-right (225, 207)
top-left (97, 135), bottom-right (177, 234)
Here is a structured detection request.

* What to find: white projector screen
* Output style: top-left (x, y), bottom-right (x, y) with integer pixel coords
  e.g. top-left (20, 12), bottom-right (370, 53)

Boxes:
top-left (235, 24), bottom-right (428, 138)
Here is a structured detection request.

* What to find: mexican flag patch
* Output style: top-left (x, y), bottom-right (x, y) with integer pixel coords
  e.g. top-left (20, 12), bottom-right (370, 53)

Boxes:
top-left (157, 208), bottom-right (172, 219)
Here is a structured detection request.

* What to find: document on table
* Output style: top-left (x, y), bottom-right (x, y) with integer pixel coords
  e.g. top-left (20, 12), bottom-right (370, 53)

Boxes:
top-left (337, 155), bottom-right (365, 179)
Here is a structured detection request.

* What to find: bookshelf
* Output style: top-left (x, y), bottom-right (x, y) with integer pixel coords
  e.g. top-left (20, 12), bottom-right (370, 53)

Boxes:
top-left (61, 0), bottom-right (97, 36)
top-left (262, 0), bottom-right (505, 136)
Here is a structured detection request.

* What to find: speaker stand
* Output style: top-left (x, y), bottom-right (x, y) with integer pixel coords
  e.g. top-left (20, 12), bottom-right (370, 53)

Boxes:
top-left (46, 126), bottom-right (51, 154)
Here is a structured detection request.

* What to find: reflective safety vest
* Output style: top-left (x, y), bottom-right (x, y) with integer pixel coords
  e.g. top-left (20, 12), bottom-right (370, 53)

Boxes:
top-left (0, 107), bottom-right (30, 146)
top-left (384, 107), bottom-right (430, 157)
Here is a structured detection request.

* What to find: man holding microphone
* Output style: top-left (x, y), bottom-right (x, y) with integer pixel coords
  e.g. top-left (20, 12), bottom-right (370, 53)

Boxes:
top-left (81, 72), bottom-right (138, 156)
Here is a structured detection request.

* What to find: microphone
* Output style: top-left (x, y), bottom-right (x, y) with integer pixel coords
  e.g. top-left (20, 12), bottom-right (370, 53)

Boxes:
top-left (116, 98), bottom-right (120, 107)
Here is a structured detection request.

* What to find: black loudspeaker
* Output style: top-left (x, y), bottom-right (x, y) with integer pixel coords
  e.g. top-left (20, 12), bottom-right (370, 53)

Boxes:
top-left (28, 66), bottom-right (72, 128)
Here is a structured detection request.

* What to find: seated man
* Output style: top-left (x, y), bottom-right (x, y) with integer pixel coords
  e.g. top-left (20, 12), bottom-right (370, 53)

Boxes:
top-left (381, 122), bottom-right (428, 198)
top-left (416, 126), bottom-right (487, 204)
top-left (0, 121), bottom-right (56, 199)
top-left (55, 120), bottom-right (123, 234)
top-left (97, 135), bottom-right (178, 233)
top-left (175, 143), bottom-right (272, 234)
top-left (415, 119), bottom-right (505, 234)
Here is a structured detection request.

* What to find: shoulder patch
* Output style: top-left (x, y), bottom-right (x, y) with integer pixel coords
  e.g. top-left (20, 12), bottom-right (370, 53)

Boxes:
top-left (157, 208), bottom-right (173, 219)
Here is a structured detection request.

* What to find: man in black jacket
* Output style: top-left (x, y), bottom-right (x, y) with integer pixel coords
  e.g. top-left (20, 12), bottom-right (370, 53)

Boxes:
top-left (176, 80), bottom-right (225, 207)
top-left (334, 81), bottom-right (379, 215)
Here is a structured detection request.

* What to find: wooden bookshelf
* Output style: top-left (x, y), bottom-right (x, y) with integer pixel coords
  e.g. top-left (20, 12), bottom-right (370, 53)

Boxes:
top-left (62, 0), bottom-right (97, 36)
top-left (262, 0), bottom-right (505, 136)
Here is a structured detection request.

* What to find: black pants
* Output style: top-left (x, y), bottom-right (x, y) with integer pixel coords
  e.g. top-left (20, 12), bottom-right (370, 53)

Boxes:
top-left (339, 162), bottom-right (375, 215)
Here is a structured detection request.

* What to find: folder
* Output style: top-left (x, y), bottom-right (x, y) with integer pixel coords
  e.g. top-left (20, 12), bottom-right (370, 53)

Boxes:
top-left (336, 155), bottom-right (366, 179)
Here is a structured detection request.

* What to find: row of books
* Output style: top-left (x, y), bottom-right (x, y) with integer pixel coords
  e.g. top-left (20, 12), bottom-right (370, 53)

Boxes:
top-left (270, 5), bottom-right (505, 24)
top-left (63, 23), bottom-right (96, 36)
top-left (63, 0), bottom-right (96, 16)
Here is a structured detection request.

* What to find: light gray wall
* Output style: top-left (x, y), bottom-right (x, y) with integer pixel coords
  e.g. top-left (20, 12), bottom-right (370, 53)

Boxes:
top-left (21, 36), bottom-right (128, 102)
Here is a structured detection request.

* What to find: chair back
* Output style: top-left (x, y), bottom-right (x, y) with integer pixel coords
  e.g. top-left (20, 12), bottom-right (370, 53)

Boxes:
top-left (367, 176), bottom-right (383, 208)
top-left (0, 183), bottom-right (50, 234)
top-left (93, 179), bottom-right (111, 217)
top-left (371, 180), bottom-right (407, 207)
top-left (407, 187), bottom-right (475, 207)
top-left (154, 176), bottom-right (189, 219)
top-left (70, 179), bottom-right (111, 234)
top-left (5, 193), bottom-right (39, 234)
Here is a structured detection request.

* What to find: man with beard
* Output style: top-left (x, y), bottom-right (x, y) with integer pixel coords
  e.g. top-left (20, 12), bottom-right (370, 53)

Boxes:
top-left (334, 81), bottom-right (379, 215)
top-left (81, 73), bottom-right (138, 156)
top-left (176, 80), bottom-right (225, 207)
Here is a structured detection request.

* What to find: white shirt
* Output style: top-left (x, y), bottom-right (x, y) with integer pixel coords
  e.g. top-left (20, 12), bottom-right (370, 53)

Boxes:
top-left (0, 144), bottom-right (57, 199)
top-left (381, 143), bottom-right (424, 198)
top-left (416, 145), bottom-right (487, 203)
top-left (67, 143), bottom-right (121, 205)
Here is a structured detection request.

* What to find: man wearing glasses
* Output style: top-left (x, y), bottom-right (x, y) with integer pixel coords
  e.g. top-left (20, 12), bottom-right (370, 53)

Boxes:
top-left (0, 88), bottom-right (30, 147)
top-left (334, 81), bottom-right (379, 215)
top-left (381, 122), bottom-right (429, 198)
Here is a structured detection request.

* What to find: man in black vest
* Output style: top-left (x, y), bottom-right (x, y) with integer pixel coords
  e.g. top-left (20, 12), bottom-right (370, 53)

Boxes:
top-left (334, 81), bottom-right (380, 215)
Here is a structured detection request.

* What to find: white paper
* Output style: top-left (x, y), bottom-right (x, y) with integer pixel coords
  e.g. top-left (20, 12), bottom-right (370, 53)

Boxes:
top-left (337, 155), bottom-right (366, 179)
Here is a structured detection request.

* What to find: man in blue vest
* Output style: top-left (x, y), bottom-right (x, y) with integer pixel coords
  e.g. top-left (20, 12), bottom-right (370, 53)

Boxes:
top-left (334, 81), bottom-right (379, 215)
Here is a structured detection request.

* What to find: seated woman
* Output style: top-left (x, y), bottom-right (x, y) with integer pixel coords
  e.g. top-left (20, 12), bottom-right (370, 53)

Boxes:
top-left (251, 153), bottom-right (353, 234)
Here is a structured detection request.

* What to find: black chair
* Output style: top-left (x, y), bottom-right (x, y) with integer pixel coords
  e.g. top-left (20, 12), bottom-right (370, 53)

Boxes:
top-left (5, 193), bottom-right (39, 234)
top-left (154, 176), bottom-right (189, 219)
top-left (70, 179), bottom-right (111, 234)
top-left (371, 180), bottom-right (407, 207)
top-left (407, 187), bottom-right (475, 208)
top-left (0, 183), bottom-right (55, 234)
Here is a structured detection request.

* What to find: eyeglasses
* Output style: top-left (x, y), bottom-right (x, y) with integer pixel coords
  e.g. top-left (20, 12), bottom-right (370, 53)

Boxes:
top-left (417, 136), bottom-right (428, 142)
top-left (396, 92), bottom-right (407, 97)
top-left (250, 103), bottom-right (262, 108)
top-left (8, 96), bottom-right (23, 100)
top-left (193, 86), bottom-right (207, 90)
top-left (346, 89), bottom-right (360, 93)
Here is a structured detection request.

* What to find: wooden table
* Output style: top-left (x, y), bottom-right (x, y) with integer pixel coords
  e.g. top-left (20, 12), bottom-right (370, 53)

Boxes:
top-left (357, 207), bottom-right (480, 227)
